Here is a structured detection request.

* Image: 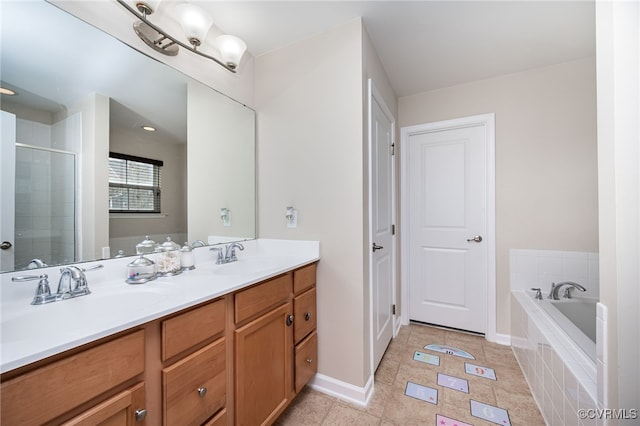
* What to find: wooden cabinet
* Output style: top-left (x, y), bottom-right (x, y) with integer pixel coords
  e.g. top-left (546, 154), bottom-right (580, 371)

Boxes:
top-left (1, 262), bottom-right (318, 426)
top-left (234, 263), bottom-right (318, 426)
top-left (0, 331), bottom-right (145, 426)
top-left (161, 298), bottom-right (227, 426)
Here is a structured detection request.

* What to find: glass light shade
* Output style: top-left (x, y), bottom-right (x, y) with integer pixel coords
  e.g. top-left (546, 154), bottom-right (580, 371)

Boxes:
top-left (216, 34), bottom-right (247, 69)
top-left (175, 3), bottom-right (213, 47)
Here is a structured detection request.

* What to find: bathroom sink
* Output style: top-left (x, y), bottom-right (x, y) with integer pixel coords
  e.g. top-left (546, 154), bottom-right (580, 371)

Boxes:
top-left (212, 258), bottom-right (281, 276)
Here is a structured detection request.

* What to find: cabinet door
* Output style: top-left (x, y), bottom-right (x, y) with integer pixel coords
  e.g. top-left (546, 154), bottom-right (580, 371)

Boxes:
top-left (235, 303), bottom-right (293, 426)
top-left (62, 382), bottom-right (145, 426)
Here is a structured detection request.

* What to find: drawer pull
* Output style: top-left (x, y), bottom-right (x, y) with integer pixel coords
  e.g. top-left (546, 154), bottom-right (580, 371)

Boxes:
top-left (135, 409), bottom-right (147, 422)
top-left (305, 312), bottom-right (312, 321)
top-left (197, 387), bottom-right (207, 397)
top-left (306, 358), bottom-right (313, 364)
top-left (286, 314), bottom-right (294, 326)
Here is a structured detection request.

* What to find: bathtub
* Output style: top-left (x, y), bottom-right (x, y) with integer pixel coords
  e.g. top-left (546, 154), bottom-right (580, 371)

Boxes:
top-left (511, 291), bottom-right (598, 425)
top-left (540, 297), bottom-right (597, 362)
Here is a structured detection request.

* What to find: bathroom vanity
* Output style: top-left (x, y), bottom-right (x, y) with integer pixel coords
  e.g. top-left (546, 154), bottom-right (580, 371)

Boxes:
top-left (0, 239), bottom-right (319, 425)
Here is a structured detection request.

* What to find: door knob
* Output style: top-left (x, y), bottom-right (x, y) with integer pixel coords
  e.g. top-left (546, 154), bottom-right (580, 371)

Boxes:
top-left (1, 241), bottom-right (12, 250)
top-left (372, 243), bottom-right (384, 252)
top-left (466, 235), bottom-right (483, 243)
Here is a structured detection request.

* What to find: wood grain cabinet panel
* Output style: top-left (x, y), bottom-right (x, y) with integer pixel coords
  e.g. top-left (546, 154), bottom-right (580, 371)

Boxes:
top-left (62, 382), bottom-right (146, 426)
top-left (0, 330), bottom-right (145, 426)
top-left (162, 298), bottom-right (225, 361)
top-left (235, 303), bottom-right (293, 426)
top-left (234, 273), bottom-right (292, 324)
top-left (295, 332), bottom-right (318, 393)
top-left (293, 287), bottom-right (316, 344)
top-left (162, 338), bottom-right (226, 426)
top-left (293, 263), bottom-right (316, 294)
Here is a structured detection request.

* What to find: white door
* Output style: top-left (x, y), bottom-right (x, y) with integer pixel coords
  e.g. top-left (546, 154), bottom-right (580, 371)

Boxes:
top-left (369, 80), bottom-right (395, 371)
top-left (1, 110), bottom-right (16, 271)
top-left (405, 120), bottom-right (488, 333)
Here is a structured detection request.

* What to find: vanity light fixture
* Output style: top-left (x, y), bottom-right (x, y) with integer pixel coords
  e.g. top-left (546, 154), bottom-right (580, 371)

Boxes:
top-left (142, 125), bottom-right (156, 132)
top-left (0, 87), bottom-right (16, 96)
top-left (116, 0), bottom-right (247, 73)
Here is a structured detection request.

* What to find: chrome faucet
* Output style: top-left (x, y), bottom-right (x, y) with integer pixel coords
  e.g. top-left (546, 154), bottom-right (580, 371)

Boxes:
top-left (57, 266), bottom-right (89, 299)
top-left (27, 258), bottom-right (48, 269)
top-left (192, 240), bottom-right (207, 248)
top-left (224, 242), bottom-right (244, 262)
top-left (210, 242), bottom-right (244, 264)
top-left (548, 281), bottom-right (587, 300)
top-left (11, 274), bottom-right (55, 305)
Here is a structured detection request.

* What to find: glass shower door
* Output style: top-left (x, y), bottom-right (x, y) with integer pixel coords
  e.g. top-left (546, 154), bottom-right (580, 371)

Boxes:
top-left (14, 145), bottom-right (76, 270)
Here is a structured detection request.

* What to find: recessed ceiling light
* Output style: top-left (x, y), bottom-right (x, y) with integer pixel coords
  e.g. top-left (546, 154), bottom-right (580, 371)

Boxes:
top-left (142, 125), bottom-right (156, 132)
top-left (0, 87), bottom-right (16, 96)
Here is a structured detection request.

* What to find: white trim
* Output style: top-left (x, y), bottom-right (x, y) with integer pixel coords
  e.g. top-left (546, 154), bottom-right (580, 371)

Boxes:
top-left (495, 333), bottom-right (512, 346)
top-left (367, 78), bottom-right (397, 377)
top-left (307, 373), bottom-right (374, 406)
top-left (400, 113), bottom-right (498, 343)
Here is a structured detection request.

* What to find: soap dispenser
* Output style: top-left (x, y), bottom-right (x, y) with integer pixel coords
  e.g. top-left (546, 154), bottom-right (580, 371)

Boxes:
top-left (180, 242), bottom-right (195, 270)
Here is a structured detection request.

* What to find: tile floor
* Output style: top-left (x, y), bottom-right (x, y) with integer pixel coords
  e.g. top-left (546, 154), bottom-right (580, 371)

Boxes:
top-left (277, 323), bottom-right (545, 426)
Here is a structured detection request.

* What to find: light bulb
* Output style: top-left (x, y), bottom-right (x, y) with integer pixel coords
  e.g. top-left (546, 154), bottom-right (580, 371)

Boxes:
top-left (175, 3), bottom-right (213, 48)
top-left (216, 34), bottom-right (247, 70)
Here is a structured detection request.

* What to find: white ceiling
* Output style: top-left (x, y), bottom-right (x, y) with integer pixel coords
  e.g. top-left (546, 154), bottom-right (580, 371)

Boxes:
top-left (199, 1), bottom-right (596, 97)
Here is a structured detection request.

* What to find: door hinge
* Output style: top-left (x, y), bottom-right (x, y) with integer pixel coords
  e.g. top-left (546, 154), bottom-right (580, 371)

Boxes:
top-left (391, 143), bottom-right (395, 156)
top-left (392, 304), bottom-right (396, 315)
top-left (392, 224), bottom-right (395, 235)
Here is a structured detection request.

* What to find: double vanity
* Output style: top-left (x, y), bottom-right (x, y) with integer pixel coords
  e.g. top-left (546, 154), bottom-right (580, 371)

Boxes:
top-left (0, 239), bottom-right (319, 425)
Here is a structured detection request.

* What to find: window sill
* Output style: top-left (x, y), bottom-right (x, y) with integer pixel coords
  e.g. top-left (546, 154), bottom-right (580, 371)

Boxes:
top-left (109, 213), bottom-right (168, 219)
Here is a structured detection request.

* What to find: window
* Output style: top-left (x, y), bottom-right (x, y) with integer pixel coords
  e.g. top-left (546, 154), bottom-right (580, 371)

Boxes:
top-left (108, 152), bottom-right (163, 213)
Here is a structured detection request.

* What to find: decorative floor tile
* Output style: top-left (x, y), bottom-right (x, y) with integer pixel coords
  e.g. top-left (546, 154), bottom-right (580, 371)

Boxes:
top-left (470, 400), bottom-right (512, 425)
top-left (405, 381), bottom-right (438, 404)
top-left (424, 343), bottom-right (475, 359)
top-left (436, 414), bottom-right (474, 426)
top-left (465, 362), bottom-right (497, 380)
top-left (414, 351), bottom-right (441, 366)
top-left (437, 373), bottom-right (469, 393)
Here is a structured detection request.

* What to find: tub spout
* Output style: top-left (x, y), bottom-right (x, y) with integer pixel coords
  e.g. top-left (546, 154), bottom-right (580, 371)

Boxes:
top-left (548, 281), bottom-right (586, 300)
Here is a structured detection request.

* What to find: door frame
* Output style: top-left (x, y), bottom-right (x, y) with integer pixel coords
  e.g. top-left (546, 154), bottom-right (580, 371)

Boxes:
top-left (368, 78), bottom-right (397, 377)
top-left (400, 113), bottom-right (497, 343)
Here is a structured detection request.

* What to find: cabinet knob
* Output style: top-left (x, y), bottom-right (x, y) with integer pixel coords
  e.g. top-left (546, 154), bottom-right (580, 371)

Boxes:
top-left (197, 387), bottom-right (207, 397)
top-left (304, 312), bottom-right (311, 321)
top-left (286, 314), bottom-right (294, 326)
top-left (134, 409), bottom-right (147, 422)
top-left (306, 358), bottom-right (313, 364)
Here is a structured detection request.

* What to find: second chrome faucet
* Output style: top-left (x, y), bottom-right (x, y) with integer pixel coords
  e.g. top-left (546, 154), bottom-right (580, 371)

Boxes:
top-left (210, 242), bottom-right (245, 265)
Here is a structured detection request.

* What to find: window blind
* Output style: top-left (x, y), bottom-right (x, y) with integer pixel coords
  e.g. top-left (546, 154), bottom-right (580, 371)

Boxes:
top-left (108, 152), bottom-right (163, 213)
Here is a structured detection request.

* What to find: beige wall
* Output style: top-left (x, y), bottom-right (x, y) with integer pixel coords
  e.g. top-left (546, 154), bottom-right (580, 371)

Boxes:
top-left (398, 57), bottom-right (598, 334)
top-left (255, 19), bottom-right (368, 387)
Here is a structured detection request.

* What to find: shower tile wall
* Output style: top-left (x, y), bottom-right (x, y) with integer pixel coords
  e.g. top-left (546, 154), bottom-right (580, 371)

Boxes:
top-left (510, 249), bottom-right (599, 298)
top-left (14, 118), bottom-right (78, 269)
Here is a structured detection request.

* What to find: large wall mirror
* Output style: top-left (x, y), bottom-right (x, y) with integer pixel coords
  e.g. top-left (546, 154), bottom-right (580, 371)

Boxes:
top-left (0, 0), bottom-right (256, 273)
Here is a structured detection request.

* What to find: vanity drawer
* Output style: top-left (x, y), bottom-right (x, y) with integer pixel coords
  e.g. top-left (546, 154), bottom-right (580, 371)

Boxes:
top-left (163, 338), bottom-right (226, 426)
top-left (1, 330), bottom-right (145, 426)
top-left (293, 263), bottom-right (316, 294)
top-left (293, 287), bottom-right (316, 343)
top-left (235, 273), bottom-right (292, 324)
top-left (162, 298), bottom-right (225, 361)
top-left (294, 331), bottom-right (318, 393)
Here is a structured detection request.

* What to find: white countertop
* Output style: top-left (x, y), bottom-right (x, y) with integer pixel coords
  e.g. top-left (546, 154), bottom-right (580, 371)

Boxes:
top-left (0, 239), bottom-right (319, 373)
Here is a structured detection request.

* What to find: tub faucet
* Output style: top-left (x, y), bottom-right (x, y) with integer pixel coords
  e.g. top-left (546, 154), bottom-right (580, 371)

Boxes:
top-left (548, 281), bottom-right (586, 300)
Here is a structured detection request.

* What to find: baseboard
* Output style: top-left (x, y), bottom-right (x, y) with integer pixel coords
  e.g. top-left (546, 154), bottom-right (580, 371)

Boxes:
top-left (495, 332), bottom-right (512, 346)
top-left (394, 316), bottom-right (403, 336)
top-left (307, 373), bottom-right (374, 406)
